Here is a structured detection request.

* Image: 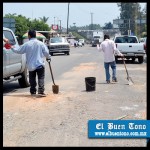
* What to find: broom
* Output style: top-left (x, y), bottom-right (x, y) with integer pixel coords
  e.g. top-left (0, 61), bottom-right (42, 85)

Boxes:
top-left (122, 57), bottom-right (134, 85)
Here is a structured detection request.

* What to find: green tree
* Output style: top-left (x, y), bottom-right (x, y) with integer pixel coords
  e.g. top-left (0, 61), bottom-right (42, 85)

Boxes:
top-left (4, 14), bottom-right (51, 44)
top-left (117, 3), bottom-right (141, 35)
top-left (69, 24), bottom-right (102, 31)
top-left (103, 22), bottom-right (113, 29)
top-left (4, 13), bottom-right (17, 18)
top-left (39, 16), bottom-right (49, 23)
top-left (30, 19), bottom-right (50, 31)
top-left (4, 14), bottom-right (29, 44)
top-left (15, 15), bottom-right (30, 43)
top-left (141, 4), bottom-right (147, 36)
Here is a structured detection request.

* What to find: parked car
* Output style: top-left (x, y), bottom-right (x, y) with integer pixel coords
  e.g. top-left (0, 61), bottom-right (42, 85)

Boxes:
top-left (77, 41), bottom-right (83, 47)
top-left (48, 37), bottom-right (70, 56)
top-left (79, 39), bottom-right (85, 46)
top-left (3, 27), bottom-right (30, 87)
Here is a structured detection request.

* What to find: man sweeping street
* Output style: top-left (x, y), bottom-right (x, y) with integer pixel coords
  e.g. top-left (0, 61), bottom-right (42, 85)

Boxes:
top-left (97, 34), bottom-right (123, 84)
top-left (11, 29), bottom-right (51, 96)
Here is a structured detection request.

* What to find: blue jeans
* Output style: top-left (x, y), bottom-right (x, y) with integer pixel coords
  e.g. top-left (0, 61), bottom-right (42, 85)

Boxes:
top-left (104, 61), bottom-right (116, 81)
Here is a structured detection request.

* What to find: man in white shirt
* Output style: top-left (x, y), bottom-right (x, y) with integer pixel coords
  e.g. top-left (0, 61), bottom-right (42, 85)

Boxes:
top-left (98, 34), bottom-right (123, 84)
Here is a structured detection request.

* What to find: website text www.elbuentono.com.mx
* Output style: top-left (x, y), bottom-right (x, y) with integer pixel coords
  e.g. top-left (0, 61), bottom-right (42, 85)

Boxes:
top-left (95, 131), bottom-right (147, 137)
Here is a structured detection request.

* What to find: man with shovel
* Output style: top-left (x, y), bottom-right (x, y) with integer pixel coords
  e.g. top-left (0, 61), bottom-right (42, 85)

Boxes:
top-left (11, 29), bottom-right (51, 96)
top-left (97, 34), bottom-right (123, 84)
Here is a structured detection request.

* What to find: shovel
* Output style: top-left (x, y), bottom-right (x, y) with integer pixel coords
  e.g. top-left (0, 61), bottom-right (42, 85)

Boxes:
top-left (122, 57), bottom-right (134, 85)
top-left (48, 61), bottom-right (59, 94)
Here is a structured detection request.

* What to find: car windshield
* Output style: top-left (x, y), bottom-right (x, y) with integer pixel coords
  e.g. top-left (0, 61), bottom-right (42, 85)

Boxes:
top-left (94, 36), bottom-right (100, 38)
top-left (115, 37), bottom-right (138, 43)
top-left (51, 37), bottom-right (63, 43)
top-left (79, 39), bottom-right (84, 42)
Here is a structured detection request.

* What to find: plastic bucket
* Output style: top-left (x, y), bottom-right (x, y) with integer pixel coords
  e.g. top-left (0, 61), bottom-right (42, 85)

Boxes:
top-left (85, 77), bottom-right (96, 91)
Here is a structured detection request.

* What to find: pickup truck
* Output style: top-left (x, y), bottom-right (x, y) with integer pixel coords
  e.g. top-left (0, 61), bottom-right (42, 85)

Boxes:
top-left (3, 27), bottom-right (30, 87)
top-left (114, 35), bottom-right (146, 63)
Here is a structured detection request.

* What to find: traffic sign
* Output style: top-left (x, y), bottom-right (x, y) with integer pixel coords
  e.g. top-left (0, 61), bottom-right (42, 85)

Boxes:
top-left (52, 24), bottom-right (58, 30)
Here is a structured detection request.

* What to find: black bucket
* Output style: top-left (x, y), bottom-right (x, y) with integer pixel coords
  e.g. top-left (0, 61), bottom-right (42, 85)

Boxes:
top-left (85, 77), bottom-right (96, 91)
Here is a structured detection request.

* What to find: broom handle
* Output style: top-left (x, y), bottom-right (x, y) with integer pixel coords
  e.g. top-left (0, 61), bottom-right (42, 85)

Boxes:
top-left (48, 62), bottom-right (55, 85)
top-left (122, 57), bottom-right (129, 77)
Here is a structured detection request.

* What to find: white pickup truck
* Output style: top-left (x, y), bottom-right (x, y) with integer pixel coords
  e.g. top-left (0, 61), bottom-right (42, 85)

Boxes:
top-left (114, 35), bottom-right (146, 63)
top-left (3, 27), bottom-right (30, 87)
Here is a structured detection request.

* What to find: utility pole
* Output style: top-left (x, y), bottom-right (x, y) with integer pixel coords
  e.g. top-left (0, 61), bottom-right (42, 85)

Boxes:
top-left (54, 17), bottom-right (55, 25)
top-left (32, 10), bottom-right (33, 20)
top-left (90, 12), bottom-right (93, 30)
top-left (67, 3), bottom-right (70, 35)
top-left (139, 13), bottom-right (141, 36)
top-left (118, 17), bottom-right (119, 29)
top-left (59, 20), bottom-right (61, 34)
top-left (73, 22), bottom-right (76, 31)
top-left (128, 19), bottom-right (131, 35)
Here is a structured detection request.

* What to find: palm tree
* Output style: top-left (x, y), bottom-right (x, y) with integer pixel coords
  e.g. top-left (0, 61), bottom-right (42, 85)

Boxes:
top-left (39, 16), bottom-right (49, 23)
top-left (4, 13), bottom-right (17, 18)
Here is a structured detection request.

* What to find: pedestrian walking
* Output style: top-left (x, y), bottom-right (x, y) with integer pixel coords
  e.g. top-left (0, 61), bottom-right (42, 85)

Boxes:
top-left (76, 40), bottom-right (79, 48)
top-left (74, 40), bottom-right (77, 48)
top-left (97, 34), bottom-right (123, 84)
top-left (11, 29), bottom-right (51, 96)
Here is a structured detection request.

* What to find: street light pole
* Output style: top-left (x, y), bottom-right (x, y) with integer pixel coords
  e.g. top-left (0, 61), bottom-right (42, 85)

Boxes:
top-left (67, 3), bottom-right (70, 35)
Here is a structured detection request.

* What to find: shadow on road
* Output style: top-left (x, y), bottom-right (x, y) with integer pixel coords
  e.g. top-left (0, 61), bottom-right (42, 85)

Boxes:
top-left (3, 83), bottom-right (20, 94)
top-left (4, 94), bottom-right (45, 99)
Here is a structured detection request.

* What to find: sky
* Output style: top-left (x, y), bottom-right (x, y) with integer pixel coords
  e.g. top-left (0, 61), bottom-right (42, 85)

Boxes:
top-left (3, 2), bottom-right (146, 28)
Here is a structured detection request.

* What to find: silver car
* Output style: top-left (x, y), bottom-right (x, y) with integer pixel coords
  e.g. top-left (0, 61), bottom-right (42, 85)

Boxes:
top-left (48, 37), bottom-right (70, 56)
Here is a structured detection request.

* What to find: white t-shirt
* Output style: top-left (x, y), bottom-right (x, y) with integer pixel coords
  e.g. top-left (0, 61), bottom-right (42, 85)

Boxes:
top-left (98, 39), bottom-right (122, 62)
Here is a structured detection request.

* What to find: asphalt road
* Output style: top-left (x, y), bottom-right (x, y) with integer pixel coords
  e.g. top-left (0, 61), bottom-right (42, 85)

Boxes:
top-left (3, 44), bottom-right (147, 147)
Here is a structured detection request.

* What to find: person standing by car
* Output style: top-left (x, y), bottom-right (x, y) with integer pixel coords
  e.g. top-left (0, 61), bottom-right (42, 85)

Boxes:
top-left (97, 34), bottom-right (123, 84)
top-left (11, 29), bottom-right (51, 96)
top-left (74, 40), bottom-right (77, 48)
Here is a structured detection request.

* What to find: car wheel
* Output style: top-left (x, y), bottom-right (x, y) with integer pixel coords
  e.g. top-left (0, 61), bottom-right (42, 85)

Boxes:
top-left (50, 52), bottom-right (53, 56)
top-left (18, 66), bottom-right (30, 88)
top-left (131, 58), bottom-right (135, 63)
top-left (66, 51), bottom-right (70, 55)
top-left (138, 56), bottom-right (144, 64)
